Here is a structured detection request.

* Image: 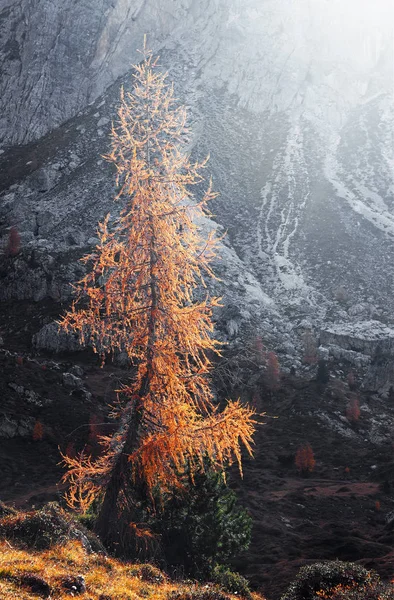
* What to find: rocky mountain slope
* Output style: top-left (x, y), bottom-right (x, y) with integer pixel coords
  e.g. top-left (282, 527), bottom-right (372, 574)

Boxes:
top-left (0, 4), bottom-right (393, 595)
top-left (1, 0), bottom-right (393, 388)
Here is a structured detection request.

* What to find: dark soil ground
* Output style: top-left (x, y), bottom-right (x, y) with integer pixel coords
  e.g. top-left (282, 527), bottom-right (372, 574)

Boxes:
top-left (0, 300), bottom-right (393, 599)
top-left (233, 379), bottom-right (394, 598)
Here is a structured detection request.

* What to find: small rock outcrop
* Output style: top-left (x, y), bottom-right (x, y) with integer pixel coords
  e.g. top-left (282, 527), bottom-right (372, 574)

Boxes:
top-left (320, 322), bottom-right (394, 357)
top-left (0, 415), bottom-right (35, 438)
top-left (33, 323), bottom-right (83, 353)
top-left (320, 322), bottom-right (394, 394)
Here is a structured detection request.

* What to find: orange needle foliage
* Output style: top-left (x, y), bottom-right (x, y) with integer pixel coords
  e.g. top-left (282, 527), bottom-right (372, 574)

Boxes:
top-left (295, 443), bottom-right (316, 474)
top-left (59, 42), bottom-right (256, 552)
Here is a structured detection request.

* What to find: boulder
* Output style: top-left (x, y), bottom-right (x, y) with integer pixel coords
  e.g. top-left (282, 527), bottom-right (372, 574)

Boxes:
top-left (62, 372), bottom-right (83, 389)
top-left (33, 322), bottom-right (83, 353)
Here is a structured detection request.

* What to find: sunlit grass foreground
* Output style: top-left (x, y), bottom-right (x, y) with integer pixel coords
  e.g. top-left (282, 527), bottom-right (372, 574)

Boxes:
top-left (0, 538), bottom-right (265, 600)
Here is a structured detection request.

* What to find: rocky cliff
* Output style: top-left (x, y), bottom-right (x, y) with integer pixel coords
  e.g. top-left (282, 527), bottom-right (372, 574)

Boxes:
top-left (0, 0), bottom-right (393, 387)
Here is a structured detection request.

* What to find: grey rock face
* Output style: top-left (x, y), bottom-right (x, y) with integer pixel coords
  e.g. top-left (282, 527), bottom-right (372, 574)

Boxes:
top-left (0, 0), bottom-right (393, 387)
top-left (7, 382), bottom-right (49, 407)
top-left (33, 323), bottom-right (83, 353)
top-left (320, 322), bottom-right (394, 393)
top-left (0, 0), bottom-right (193, 145)
top-left (320, 322), bottom-right (394, 357)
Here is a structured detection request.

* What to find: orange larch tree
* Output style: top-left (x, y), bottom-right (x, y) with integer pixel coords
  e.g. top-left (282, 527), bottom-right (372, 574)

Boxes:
top-left (295, 443), bottom-right (316, 475)
top-left (32, 420), bottom-right (44, 442)
top-left (59, 42), bottom-right (256, 553)
top-left (302, 329), bottom-right (318, 365)
top-left (346, 397), bottom-right (360, 423)
top-left (265, 350), bottom-right (280, 392)
top-left (5, 226), bottom-right (21, 257)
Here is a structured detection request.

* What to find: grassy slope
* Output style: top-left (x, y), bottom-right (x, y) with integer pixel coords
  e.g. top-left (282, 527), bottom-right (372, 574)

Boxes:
top-left (0, 539), bottom-right (266, 600)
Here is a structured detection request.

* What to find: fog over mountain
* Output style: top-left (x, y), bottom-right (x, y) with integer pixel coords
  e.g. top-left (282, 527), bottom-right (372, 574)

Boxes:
top-left (1, 0), bottom-right (393, 386)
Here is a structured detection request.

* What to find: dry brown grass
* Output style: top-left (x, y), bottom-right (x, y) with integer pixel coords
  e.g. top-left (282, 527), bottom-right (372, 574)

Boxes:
top-left (0, 540), bottom-right (266, 600)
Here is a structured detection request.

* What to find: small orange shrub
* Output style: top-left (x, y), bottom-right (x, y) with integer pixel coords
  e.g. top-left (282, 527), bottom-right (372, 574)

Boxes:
top-left (251, 390), bottom-right (260, 410)
top-left (32, 421), bottom-right (44, 442)
top-left (347, 371), bottom-right (356, 390)
top-left (253, 336), bottom-right (265, 363)
top-left (295, 443), bottom-right (316, 474)
top-left (265, 351), bottom-right (280, 391)
top-left (302, 330), bottom-right (318, 365)
top-left (88, 413), bottom-right (101, 444)
top-left (65, 442), bottom-right (76, 459)
top-left (5, 226), bottom-right (21, 257)
top-left (346, 398), bottom-right (360, 423)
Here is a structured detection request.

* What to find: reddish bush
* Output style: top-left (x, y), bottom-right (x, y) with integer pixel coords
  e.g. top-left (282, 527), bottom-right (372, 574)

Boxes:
top-left (16, 356), bottom-right (23, 366)
top-left (295, 443), bottom-right (316, 474)
top-left (32, 421), bottom-right (44, 442)
top-left (251, 390), bottom-right (260, 410)
top-left (5, 226), bottom-right (21, 257)
top-left (265, 351), bottom-right (280, 391)
top-left (302, 330), bottom-right (317, 365)
top-left (347, 370), bottom-right (356, 390)
top-left (253, 336), bottom-right (266, 364)
top-left (65, 442), bottom-right (76, 459)
top-left (88, 413), bottom-right (101, 445)
top-left (346, 398), bottom-right (360, 423)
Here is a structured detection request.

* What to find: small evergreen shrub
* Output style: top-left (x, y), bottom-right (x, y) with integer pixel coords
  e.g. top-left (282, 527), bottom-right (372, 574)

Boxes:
top-left (211, 565), bottom-right (252, 599)
top-left (0, 501), bottom-right (17, 518)
top-left (78, 465), bottom-right (251, 580)
top-left (0, 504), bottom-right (69, 549)
top-left (76, 499), bottom-right (101, 530)
top-left (149, 467), bottom-right (252, 578)
top-left (281, 561), bottom-right (379, 600)
top-left (0, 503), bottom-right (104, 552)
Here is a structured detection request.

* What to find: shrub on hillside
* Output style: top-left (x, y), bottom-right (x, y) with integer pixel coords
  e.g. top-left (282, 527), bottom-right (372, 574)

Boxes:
top-left (5, 226), bottom-right (20, 257)
top-left (77, 465), bottom-right (251, 582)
top-left (32, 420), bottom-right (45, 441)
top-left (265, 351), bottom-right (281, 391)
top-left (295, 443), bottom-right (316, 475)
top-left (346, 398), bottom-right (360, 423)
top-left (129, 563), bottom-right (166, 584)
top-left (316, 359), bottom-right (330, 385)
top-left (315, 580), bottom-right (394, 599)
top-left (0, 501), bottom-right (17, 518)
top-left (0, 503), bottom-right (104, 553)
top-left (149, 467), bottom-right (252, 578)
top-left (280, 561), bottom-right (379, 600)
top-left (211, 565), bottom-right (252, 599)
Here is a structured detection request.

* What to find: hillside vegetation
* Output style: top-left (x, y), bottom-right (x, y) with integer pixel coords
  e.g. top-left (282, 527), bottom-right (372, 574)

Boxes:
top-left (0, 537), bottom-right (264, 600)
top-left (0, 504), bottom-right (392, 599)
